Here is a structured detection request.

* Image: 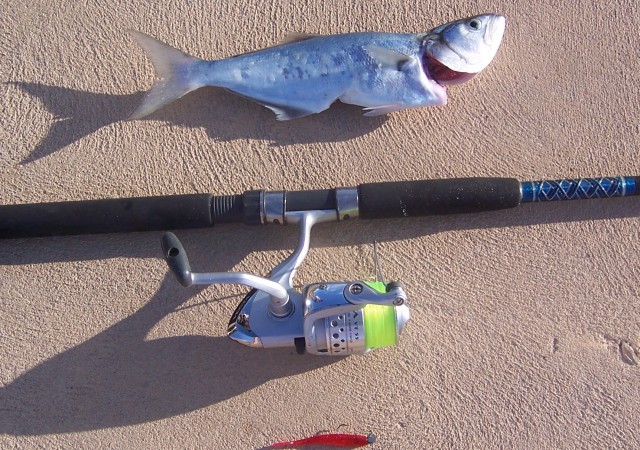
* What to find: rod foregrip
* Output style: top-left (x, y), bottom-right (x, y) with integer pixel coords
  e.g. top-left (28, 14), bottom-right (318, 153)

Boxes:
top-left (0, 194), bottom-right (220, 238)
top-left (357, 177), bottom-right (522, 219)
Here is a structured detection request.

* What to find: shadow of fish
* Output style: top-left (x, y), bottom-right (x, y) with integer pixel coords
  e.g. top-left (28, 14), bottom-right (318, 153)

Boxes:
top-left (128, 13), bottom-right (505, 121)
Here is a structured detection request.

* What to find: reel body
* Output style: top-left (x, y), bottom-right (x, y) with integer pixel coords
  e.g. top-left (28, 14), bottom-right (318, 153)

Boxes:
top-left (162, 210), bottom-right (410, 356)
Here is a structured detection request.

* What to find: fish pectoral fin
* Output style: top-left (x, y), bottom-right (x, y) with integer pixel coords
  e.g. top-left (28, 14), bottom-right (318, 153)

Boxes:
top-left (259, 101), bottom-right (319, 121)
top-left (362, 104), bottom-right (406, 117)
top-left (279, 33), bottom-right (321, 45)
top-left (363, 45), bottom-right (415, 71)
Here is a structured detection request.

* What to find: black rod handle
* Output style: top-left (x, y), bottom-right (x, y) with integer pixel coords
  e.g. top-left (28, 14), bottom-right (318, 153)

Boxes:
top-left (357, 178), bottom-right (522, 219)
top-left (0, 194), bottom-right (216, 238)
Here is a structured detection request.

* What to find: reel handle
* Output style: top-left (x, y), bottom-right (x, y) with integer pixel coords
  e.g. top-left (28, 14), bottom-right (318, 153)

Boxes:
top-left (160, 232), bottom-right (290, 305)
top-left (161, 232), bottom-right (193, 287)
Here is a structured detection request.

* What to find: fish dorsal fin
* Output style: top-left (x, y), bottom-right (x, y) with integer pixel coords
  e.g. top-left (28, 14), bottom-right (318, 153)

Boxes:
top-left (279, 33), bottom-right (321, 45)
top-left (363, 45), bottom-right (414, 70)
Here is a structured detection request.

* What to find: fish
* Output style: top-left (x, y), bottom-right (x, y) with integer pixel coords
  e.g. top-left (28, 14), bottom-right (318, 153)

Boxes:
top-left (128, 13), bottom-right (505, 121)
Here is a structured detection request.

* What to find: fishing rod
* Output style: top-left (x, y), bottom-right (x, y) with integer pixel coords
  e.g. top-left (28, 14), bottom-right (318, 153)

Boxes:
top-left (1, 176), bottom-right (637, 356)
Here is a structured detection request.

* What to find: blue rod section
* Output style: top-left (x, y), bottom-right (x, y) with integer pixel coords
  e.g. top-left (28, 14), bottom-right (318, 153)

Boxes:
top-left (520, 177), bottom-right (638, 203)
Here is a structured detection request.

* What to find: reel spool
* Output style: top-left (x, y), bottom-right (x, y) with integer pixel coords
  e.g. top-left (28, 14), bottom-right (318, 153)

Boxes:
top-left (161, 209), bottom-right (410, 356)
top-left (302, 281), bottom-right (410, 355)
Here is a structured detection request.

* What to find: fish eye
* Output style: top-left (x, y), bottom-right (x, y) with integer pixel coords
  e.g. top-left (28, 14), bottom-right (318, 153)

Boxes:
top-left (468, 19), bottom-right (482, 31)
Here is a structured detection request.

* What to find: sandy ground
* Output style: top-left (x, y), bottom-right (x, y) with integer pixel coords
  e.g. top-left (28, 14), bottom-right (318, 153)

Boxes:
top-left (1, 1), bottom-right (639, 448)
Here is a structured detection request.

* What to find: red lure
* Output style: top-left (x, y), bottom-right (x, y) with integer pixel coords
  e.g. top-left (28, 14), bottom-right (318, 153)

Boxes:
top-left (270, 433), bottom-right (376, 448)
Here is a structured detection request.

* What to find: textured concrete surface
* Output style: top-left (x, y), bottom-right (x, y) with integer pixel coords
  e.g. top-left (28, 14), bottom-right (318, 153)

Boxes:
top-left (1, 1), bottom-right (639, 448)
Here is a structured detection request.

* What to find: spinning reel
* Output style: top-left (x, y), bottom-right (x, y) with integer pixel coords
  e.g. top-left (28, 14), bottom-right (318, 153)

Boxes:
top-left (161, 209), bottom-right (410, 356)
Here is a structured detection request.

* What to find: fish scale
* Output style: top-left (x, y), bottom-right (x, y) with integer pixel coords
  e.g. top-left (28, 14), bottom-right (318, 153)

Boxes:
top-left (202, 34), bottom-right (418, 112)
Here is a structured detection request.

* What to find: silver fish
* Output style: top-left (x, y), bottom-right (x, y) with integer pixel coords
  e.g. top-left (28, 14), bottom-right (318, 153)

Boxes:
top-left (129, 13), bottom-right (505, 120)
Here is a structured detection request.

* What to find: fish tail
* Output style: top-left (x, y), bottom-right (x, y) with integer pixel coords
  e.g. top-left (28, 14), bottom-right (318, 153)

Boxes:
top-left (128, 30), bottom-right (204, 119)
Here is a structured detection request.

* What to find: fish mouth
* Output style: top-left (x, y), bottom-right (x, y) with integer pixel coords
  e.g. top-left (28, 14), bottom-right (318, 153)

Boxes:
top-left (421, 60), bottom-right (449, 105)
top-left (420, 29), bottom-right (477, 87)
top-left (423, 54), bottom-right (477, 86)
